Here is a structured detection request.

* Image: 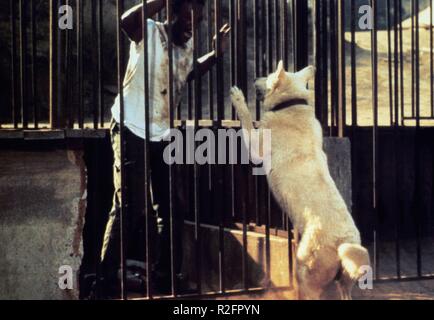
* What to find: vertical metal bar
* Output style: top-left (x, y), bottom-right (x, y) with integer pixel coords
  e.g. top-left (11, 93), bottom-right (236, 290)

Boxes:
top-left (166, 0), bottom-right (177, 297)
top-left (254, 1), bottom-right (268, 284)
top-left (293, 0), bottom-right (309, 71)
top-left (98, 0), bottom-right (105, 127)
top-left (337, 0), bottom-right (345, 137)
top-left (236, 0), bottom-right (249, 291)
top-left (350, 0), bottom-right (360, 232)
top-left (207, 0), bottom-right (214, 120)
top-left (282, 0), bottom-right (289, 69)
top-left (77, 0), bottom-right (84, 128)
top-left (260, 0), bottom-right (266, 75)
top-left (370, 0), bottom-right (380, 280)
top-left (261, 1), bottom-right (273, 287)
top-left (10, 0), bottom-right (18, 128)
top-left (267, 0), bottom-right (273, 71)
top-left (253, 0), bottom-right (260, 226)
top-left (411, 0), bottom-right (415, 118)
top-left (215, 0), bottom-right (224, 121)
top-left (192, 0), bottom-right (202, 295)
top-left (229, 0), bottom-right (236, 223)
top-left (329, 0), bottom-right (338, 135)
top-left (275, 0), bottom-right (280, 63)
top-left (324, 0), bottom-right (329, 132)
top-left (141, 0), bottom-right (152, 299)
top-left (57, 1), bottom-right (66, 128)
top-left (188, 82), bottom-right (193, 120)
top-left (65, 0), bottom-right (73, 129)
top-left (49, 0), bottom-right (58, 129)
top-left (319, 0), bottom-right (329, 131)
top-left (116, 0), bottom-right (127, 300)
top-left (399, 0), bottom-right (404, 125)
top-left (414, 0), bottom-right (422, 277)
top-left (349, 0), bottom-right (361, 251)
top-left (254, 0), bottom-right (261, 120)
top-left (314, 0), bottom-right (321, 132)
top-left (258, 0), bottom-right (271, 287)
top-left (314, 0), bottom-right (320, 121)
top-left (264, 187), bottom-right (271, 288)
top-left (19, 0), bottom-right (28, 129)
top-left (387, 0), bottom-right (394, 125)
top-left (214, 0), bottom-right (226, 293)
top-left (30, 0), bottom-right (37, 128)
top-left (289, 0), bottom-right (294, 69)
top-left (431, 0), bottom-right (434, 118)
top-left (92, 0), bottom-right (99, 128)
top-left (351, 0), bottom-right (357, 127)
top-left (230, 0), bottom-right (237, 120)
top-left (314, 1), bottom-right (327, 134)
top-left (393, 0), bottom-right (402, 279)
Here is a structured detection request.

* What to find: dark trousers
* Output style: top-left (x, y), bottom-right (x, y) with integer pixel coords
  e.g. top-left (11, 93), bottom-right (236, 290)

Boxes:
top-left (100, 120), bottom-right (184, 285)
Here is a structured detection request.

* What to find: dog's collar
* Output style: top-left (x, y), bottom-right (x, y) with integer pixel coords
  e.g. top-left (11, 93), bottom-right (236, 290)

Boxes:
top-left (271, 99), bottom-right (308, 112)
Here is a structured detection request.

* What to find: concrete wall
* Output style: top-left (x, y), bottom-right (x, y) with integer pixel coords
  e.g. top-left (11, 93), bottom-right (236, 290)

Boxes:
top-left (324, 137), bottom-right (352, 209)
top-left (0, 145), bottom-right (86, 300)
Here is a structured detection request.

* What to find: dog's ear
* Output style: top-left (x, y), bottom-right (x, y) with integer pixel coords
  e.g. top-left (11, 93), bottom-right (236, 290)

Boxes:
top-left (297, 65), bottom-right (315, 83)
top-left (270, 60), bottom-right (286, 92)
top-left (276, 60), bottom-right (286, 82)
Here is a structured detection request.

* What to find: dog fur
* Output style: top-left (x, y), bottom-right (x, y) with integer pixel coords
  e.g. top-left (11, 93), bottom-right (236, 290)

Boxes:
top-left (230, 61), bottom-right (370, 300)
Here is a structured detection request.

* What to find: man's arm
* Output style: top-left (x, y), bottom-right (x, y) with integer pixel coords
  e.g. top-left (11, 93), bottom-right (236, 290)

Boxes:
top-left (121, 0), bottom-right (165, 43)
top-left (187, 51), bottom-right (217, 82)
top-left (187, 24), bottom-right (231, 81)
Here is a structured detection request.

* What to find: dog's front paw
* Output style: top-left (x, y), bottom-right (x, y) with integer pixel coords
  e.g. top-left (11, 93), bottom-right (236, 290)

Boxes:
top-left (230, 86), bottom-right (248, 112)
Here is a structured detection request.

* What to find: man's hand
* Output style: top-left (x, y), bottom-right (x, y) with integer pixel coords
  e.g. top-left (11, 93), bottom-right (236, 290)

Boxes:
top-left (213, 23), bottom-right (231, 56)
top-left (187, 24), bottom-right (231, 81)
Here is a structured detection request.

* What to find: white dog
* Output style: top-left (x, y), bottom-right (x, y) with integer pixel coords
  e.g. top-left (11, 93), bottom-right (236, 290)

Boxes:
top-left (230, 61), bottom-right (370, 300)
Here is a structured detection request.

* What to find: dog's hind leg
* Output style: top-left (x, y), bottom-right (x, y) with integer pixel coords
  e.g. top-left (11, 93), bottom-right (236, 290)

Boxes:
top-left (336, 273), bottom-right (355, 300)
top-left (296, 263), bottom-right (323, 300)
top-left (295, 227), bottom-right (341, 300)
top-left (295, 233), bottom-right (324, 300)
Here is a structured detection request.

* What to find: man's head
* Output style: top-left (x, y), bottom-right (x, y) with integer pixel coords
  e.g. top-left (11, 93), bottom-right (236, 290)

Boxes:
top-left (172, 0), bottom-right (205, 44)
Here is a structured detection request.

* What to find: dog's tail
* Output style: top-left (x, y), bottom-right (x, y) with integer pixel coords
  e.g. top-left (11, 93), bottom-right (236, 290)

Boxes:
top-left (337, 243), bottom-right (370, 280)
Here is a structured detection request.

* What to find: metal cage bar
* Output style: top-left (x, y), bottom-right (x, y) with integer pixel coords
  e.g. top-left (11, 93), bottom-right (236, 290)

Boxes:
top-left (115, 0), bottom-right (128, 300)
top-left (141, 0), bottom-right (152, 299)
top-left (166, 0), bottom-right (177, 297)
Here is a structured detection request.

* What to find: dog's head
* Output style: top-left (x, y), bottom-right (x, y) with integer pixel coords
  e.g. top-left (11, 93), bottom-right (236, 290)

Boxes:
top-left (255, 60), bottom-right (315, 111)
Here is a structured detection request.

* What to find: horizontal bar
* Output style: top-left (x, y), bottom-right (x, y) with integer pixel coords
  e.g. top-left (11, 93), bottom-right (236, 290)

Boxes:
top-left (130, 286), bottom-right (293, 301)
top-left (0, 129), bottom-right (107, 140)
top-left (402, 116), bottom-right (434, 120)
top-left (374, 274), bottom-right (434, 283)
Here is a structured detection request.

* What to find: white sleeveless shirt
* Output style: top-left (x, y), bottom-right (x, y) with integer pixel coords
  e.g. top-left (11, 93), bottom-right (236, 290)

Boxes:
top-left (111, 19), bottom-right (194, 141)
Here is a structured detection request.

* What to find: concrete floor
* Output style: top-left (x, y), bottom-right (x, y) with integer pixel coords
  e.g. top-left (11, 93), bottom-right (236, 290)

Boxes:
top-left (210, 279), bottom-right (434, 300)
top-left (353, 280), bottom-right (434, 300)
top-left (215, 237), bottom-right (434, 301)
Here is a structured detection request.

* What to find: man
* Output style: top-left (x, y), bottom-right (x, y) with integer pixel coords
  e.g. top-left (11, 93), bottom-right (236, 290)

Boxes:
top-left (99, 0), bottom-right (230, 297)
